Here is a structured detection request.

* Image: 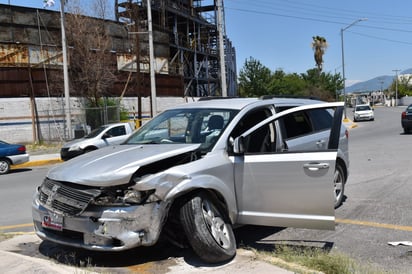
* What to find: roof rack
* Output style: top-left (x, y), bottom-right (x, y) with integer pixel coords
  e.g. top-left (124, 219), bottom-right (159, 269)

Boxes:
top-left (198, 96), bottom-right (239, 101)
top-left (259, 95), bottom-right (321, 100)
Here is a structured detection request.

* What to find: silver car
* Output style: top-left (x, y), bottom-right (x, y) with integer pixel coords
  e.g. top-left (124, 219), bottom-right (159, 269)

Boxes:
top-left (32, 97), bottom-right (348, 263)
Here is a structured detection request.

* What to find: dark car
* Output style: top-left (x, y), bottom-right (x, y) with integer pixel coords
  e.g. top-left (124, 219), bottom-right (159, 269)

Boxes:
top-left (401, 104), bottom-right (412, 133)
top-left (0, 140), bottom-right (30, 174)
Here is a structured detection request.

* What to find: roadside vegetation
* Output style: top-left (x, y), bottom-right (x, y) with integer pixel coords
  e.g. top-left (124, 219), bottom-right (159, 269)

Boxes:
top-left (238, 57), bottom-right (344, 101)
top-left (253, 245), bottom-right (390, 274)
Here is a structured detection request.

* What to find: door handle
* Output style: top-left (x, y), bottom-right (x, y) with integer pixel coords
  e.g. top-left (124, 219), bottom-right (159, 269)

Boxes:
top-left (316, 139), bottom-right (326, 147)
top-left (303, 163), bottom-right (330, 171)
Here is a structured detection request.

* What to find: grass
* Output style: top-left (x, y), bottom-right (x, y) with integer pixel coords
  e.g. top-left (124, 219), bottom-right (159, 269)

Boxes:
top-left (25, 142), bottom-right (62, 152)
top-left (252, 245), bottom-right (389, 274)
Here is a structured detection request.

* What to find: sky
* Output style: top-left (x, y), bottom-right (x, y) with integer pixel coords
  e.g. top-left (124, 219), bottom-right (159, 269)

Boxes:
top-left (3, 0), bottom-right (412, 86)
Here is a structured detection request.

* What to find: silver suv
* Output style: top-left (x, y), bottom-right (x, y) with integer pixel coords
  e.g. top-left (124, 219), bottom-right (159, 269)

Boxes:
top-left (32, 97), bottom-right (349, 263)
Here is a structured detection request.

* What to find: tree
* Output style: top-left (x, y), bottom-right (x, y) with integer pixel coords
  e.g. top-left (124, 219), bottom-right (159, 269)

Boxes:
top-left (301, 69), bottom-right (343, 101)
top-left (238, 57), bottom-right (272, 97)
top-left (237, 57), bottom-right (343, 100)
top-left (312, 36), bottom-right (328, 72)
top-left (268, 70), bottom-right (306, 96)
top-left (389, 74), bottom-right (412, 98)
top-left (64, 0), bottom-right (117, 107)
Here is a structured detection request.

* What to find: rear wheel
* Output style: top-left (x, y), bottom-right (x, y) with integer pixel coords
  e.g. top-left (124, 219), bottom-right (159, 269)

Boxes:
top-left (0, 159), bottom-right (11, 175)
top-left (334, 164), bottom-right (345, 208)
top-left (180, 191), bottom-right (236, 263)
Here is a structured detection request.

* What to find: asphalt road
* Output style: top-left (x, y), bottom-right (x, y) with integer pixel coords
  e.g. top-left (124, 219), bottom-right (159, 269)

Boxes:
top-left (1, 106), bottom-right (411, 272)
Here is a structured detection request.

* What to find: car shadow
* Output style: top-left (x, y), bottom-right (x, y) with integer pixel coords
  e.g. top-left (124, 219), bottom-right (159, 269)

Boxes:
top-left (8, 168), bottom-right (32, 174)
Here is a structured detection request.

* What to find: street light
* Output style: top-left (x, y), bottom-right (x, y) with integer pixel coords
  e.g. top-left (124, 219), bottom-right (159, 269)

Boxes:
top-left (341, 18), bottom-right (367, 120)
top-left (393, 69), bottom-right (400, 107)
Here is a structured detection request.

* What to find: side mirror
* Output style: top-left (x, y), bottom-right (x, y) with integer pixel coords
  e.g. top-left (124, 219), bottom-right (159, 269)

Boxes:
top-left (233, 136), bottom-right (245, 154)
top-left (102, 133), bottom-right (111, 139)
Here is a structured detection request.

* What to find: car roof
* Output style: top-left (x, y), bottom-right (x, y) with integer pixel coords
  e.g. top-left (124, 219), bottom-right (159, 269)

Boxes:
top-left (168, 97), bottom-right (325, 111)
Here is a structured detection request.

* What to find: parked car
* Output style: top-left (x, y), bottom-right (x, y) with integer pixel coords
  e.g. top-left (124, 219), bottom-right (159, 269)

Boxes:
top-left (353, 104), bottom-right (374, 122)
top-left (32, 97), bottom-right (349, 264)
top-left (0, 140), bottom-right (29, 174)
top-left (401, 104), bottom-right (412, 133)
top-left (60, 122), bottom-right (134, 161)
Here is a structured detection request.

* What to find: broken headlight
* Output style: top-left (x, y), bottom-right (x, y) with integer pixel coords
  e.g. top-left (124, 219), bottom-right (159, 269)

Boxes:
top-left (92, 189), bottom-right (156, 206)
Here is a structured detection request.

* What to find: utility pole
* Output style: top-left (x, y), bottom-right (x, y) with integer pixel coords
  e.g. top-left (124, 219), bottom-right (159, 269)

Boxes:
top-left (60, 0), bottom-right (72, 139)
top-left (147, 0), bottom-right (157, 116)
top-left (217, 0), bottom-right (227, 97)
top-left (393, 69), bottom-right (400, 107)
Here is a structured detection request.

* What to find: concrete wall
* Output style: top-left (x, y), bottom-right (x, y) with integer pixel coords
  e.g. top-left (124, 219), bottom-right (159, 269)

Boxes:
top-left (0, 96), bottom-right (195, 144)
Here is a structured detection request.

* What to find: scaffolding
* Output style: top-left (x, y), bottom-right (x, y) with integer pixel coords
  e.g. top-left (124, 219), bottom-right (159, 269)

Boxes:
top-left (115, 0), bottom-right (237, 97)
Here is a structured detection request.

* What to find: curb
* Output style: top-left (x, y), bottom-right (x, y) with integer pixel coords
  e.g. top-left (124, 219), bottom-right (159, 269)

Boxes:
top-left (12, 158), bottom-right (63, 169)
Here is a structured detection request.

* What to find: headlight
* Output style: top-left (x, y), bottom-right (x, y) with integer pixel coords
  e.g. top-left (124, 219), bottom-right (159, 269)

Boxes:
top-left (92, 189), bottom-right (156, 206)
top-left (124, 189), bottom-right (156, 204)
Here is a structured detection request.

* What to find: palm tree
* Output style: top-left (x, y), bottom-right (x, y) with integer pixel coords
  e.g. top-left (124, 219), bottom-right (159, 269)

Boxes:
top-left (312, 36), bottom-right (328, 72)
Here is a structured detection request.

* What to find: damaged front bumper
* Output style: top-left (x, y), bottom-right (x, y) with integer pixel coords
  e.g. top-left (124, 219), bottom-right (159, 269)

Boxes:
top-left (32, 190), bottom-right (169, 251)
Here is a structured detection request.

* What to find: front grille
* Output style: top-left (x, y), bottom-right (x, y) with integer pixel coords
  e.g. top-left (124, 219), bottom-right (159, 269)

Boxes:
top-left (39, 178), bottom-right (102, 216)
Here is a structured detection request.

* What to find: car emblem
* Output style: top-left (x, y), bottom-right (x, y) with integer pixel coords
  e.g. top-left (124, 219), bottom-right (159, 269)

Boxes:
top-left (46, 185), bottom-right (60, 206)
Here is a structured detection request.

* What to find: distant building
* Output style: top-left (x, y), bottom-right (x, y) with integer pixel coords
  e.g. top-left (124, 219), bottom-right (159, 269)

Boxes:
top-left (0, 2), bottom-right (237, 98)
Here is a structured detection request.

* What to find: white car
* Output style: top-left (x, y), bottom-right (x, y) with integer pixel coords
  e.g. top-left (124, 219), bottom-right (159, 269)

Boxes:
top-left (60, 122), bottom-right (134, 160)
top-left (353, 104), bottom-right (374, 122)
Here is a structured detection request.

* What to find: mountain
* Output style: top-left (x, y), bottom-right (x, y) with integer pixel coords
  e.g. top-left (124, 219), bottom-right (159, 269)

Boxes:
top-left (346, 69), bottom-right (412, 93)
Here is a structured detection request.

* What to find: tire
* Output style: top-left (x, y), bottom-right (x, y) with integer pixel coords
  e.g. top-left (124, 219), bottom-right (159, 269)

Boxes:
top-left (180, 191), bottom-right (236, 263)
top-left (334, 164), bottom-right (345, 208)
top-left (0, 159), bottom-right (11, 175)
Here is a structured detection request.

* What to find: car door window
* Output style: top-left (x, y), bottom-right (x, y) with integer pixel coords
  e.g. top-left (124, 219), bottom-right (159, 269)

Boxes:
top-left (309, 109), bottom-right (333, 131)
top-left (107, 125), bottom-right (126, 137)
top-left (229, 108), bottom-right (273, 153)
top-left (281, 111), bottom-right (312, 139)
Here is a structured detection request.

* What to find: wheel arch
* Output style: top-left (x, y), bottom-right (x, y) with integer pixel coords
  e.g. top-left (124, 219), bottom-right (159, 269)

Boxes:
top-left (167, 186), bottom-right (236, 226)
top-left (83, 145), bottom-right (98, 152)
top-left (164, 176), bottom-right (238, 225)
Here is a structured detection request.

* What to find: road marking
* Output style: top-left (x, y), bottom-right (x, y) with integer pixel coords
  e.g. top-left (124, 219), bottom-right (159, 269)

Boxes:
top-left (3, 219), bottom-right (412, 233)
top-left (0, 223), bottom-right (33, 230)
top-left (336, 218), bottom-right (412, 232)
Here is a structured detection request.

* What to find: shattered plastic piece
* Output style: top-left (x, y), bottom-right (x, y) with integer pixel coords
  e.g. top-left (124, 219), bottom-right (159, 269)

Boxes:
top-left (388, 241), bottom-right (412, 246)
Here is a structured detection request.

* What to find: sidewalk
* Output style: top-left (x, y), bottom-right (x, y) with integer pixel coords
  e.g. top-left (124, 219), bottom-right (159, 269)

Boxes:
top-left (0, 233), bottom-right (294, 274)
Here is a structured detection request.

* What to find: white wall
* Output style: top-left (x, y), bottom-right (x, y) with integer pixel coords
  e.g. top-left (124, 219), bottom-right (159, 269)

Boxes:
top-left (0, 96), bottom-right (197, 144)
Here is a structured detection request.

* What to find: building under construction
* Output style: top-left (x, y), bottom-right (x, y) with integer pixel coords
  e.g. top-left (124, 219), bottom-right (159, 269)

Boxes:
top-left (0, 1), bottom-right (237, 99)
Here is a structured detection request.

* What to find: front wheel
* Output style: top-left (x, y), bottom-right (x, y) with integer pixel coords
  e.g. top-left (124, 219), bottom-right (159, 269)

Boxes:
top-left (334, 164), bottom-right (345, 208)
top-left (0, 159), bottom-right (11, 175)
top-left (180, 191), bottom-right (236, 263)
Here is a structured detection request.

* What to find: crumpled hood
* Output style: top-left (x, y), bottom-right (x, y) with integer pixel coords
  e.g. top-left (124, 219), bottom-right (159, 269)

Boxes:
top-left (48, 143), bottom-right (200, 187)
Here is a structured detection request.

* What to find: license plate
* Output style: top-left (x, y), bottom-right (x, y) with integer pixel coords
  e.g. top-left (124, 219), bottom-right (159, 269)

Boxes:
top-left (42, 213), bottom-right (63, 231)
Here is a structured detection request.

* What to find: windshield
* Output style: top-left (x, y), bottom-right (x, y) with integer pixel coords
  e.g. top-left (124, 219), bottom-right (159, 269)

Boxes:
top-left (356, 105), bottom-right (371, 111)
top-left (126, 108), bottom-right (238, 153)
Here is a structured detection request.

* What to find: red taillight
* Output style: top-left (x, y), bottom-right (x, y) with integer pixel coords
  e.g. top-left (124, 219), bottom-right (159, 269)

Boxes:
top-left (402, 111), bottom-right (406, 118)
top-left (345, 129), bottom-right (349, 139)
top-left (17, 145), bottom-right (26, 152)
